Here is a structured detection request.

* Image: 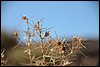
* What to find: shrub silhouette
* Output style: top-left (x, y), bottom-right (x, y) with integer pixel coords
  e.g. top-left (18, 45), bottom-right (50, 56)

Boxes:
top-left (1, 31), bottom-right (17, 50)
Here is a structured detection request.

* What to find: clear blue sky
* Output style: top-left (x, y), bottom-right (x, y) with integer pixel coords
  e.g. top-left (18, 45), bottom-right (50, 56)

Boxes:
top-left (1, 1), bottom-right (99, 39)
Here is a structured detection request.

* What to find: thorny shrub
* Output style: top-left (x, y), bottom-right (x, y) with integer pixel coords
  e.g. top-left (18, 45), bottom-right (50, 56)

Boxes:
top-left (1, 15), bottom-right (87, 66)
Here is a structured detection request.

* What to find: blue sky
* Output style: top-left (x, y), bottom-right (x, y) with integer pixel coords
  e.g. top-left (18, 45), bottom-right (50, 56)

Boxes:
top-left (1, 1), bottom-right (99, 39)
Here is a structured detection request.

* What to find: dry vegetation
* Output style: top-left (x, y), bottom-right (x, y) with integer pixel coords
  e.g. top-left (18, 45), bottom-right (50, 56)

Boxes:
top-left (1, 15), bottom-right (92, 66)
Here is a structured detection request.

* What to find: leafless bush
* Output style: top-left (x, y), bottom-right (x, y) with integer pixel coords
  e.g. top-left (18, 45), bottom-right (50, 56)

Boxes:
top-left (1, 15), bottom-right (87, 66)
